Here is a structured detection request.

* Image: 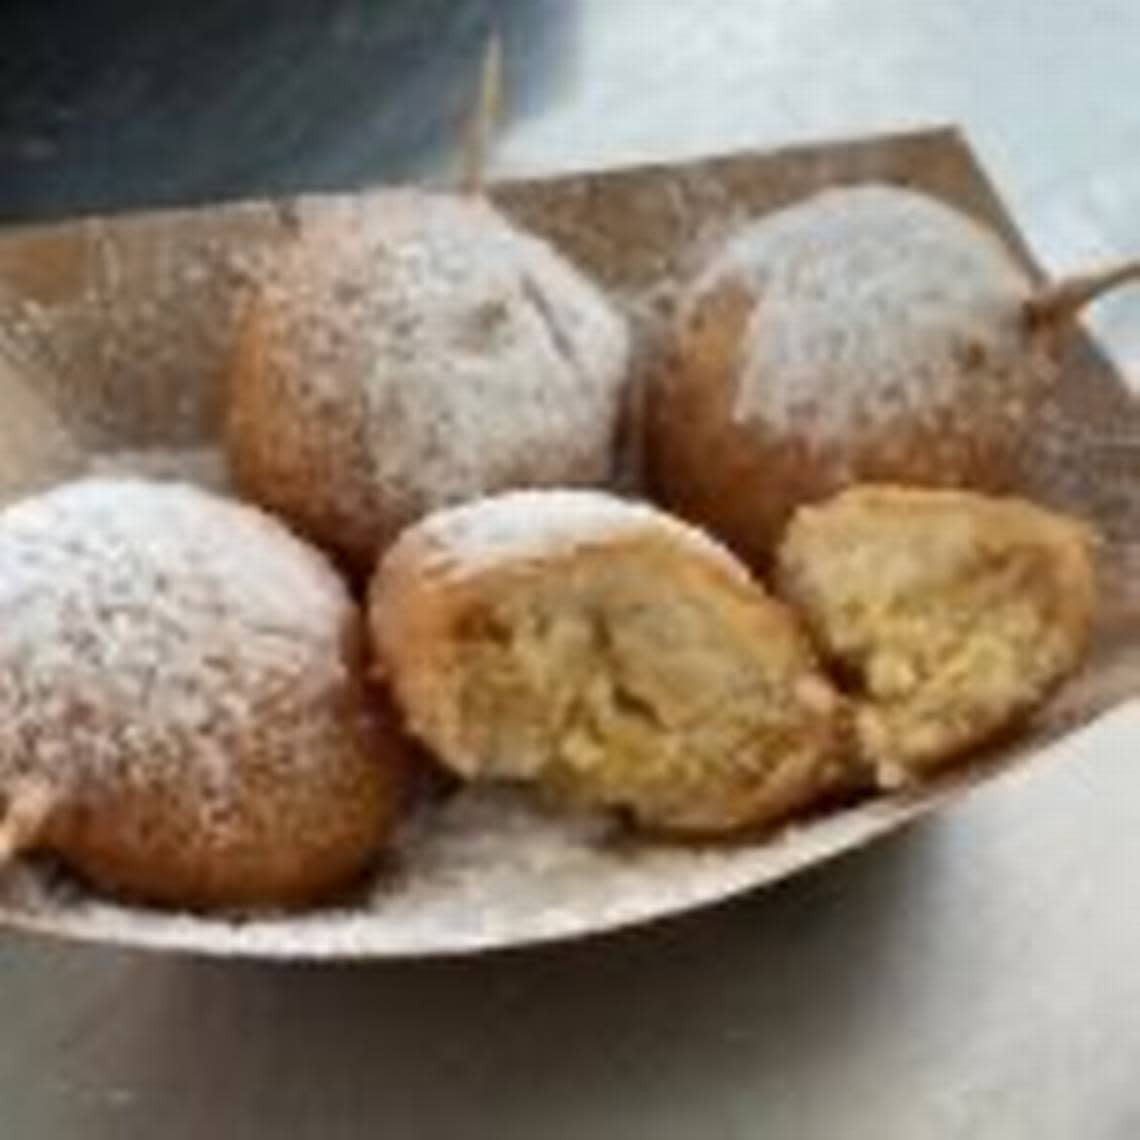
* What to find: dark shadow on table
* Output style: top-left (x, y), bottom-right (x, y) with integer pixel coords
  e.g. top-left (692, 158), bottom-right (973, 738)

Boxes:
top-left (0, 0), bottom-right (575, 222)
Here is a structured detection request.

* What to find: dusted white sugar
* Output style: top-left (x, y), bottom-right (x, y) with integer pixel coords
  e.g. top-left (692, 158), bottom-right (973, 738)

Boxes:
top-left (383, 488), bottom-right (749, 581)
top-left (692, 185), bottom-right (1038, 443)
top-left (0, 478), bottom-right (353, 806)
top-left (249, 191), bottom-right (631, 540)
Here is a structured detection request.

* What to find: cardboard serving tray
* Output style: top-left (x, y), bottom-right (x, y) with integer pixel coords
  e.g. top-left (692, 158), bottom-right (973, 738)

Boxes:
top-left (0, 127), bottom-right (1135, 959)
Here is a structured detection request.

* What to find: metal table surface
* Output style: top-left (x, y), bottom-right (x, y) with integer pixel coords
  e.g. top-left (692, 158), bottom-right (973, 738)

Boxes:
top-left (1, 3), bottom-right (1139, 1137)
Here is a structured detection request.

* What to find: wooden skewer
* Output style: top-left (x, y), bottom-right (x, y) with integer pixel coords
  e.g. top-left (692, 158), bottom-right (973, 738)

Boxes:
top-left (0, 779), bottom-right (55, 866)
top-left (460, 30), bottom-right (506, 196)
top-left (1025, 258), bottom-right (1140, 330)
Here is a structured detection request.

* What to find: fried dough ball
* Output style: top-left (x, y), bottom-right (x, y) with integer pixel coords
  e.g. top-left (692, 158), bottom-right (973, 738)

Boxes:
top-left (227, 191), bottom-right (631, 575)
top-left (0, 478), bottom-right (401, 910)
top-left (776, 485), bottom-right (1096, 786)
top-left (370, 490), bottom-right (853, 834)
top-left (648, 185), bottom-right (1085, 567)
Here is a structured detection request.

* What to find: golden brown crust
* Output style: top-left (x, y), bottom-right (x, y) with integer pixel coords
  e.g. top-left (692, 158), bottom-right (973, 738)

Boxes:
top-left (776, 485), bottom-right (1096, 783)
top-left (648, 278), bottom-right (827, 567)
top-left (370, 491), bottom-right (858, 834)
top-left (227, 300), bottom-right (382, 573)
top-left (48, 618), bottom-right (404, 911)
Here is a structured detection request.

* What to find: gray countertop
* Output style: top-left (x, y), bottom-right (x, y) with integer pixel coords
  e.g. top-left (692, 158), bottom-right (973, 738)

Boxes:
top-left (1, 2), bottom-right (1138, 1136)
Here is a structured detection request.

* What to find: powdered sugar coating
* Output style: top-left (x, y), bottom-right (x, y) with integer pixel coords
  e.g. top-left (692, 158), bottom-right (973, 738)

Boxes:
top-left (0, 477), bottom-right (345, 796)
top-left (0, 477), bottom-right (391, 906)
top-left (380, 489), bottom-right (749, 583)
top-left (696, 184), bottom-right (1045, 441)
top-left (228, 192), bottom-right (631, 570)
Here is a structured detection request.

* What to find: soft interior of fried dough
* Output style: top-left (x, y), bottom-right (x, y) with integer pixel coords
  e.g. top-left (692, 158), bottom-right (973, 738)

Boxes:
top-left (438, 544), bottom-right (847, 833)
top-left (778, 491), bottom-right (1093, 785)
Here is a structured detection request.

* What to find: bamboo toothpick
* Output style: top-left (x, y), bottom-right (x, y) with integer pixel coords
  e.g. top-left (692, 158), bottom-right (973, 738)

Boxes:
top-left (460, 31), bottom-right (506, 196)
top-left (0, 779), bottom-right (54, 866)
top-left (1025, 258), bottom-right (1140, 330)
